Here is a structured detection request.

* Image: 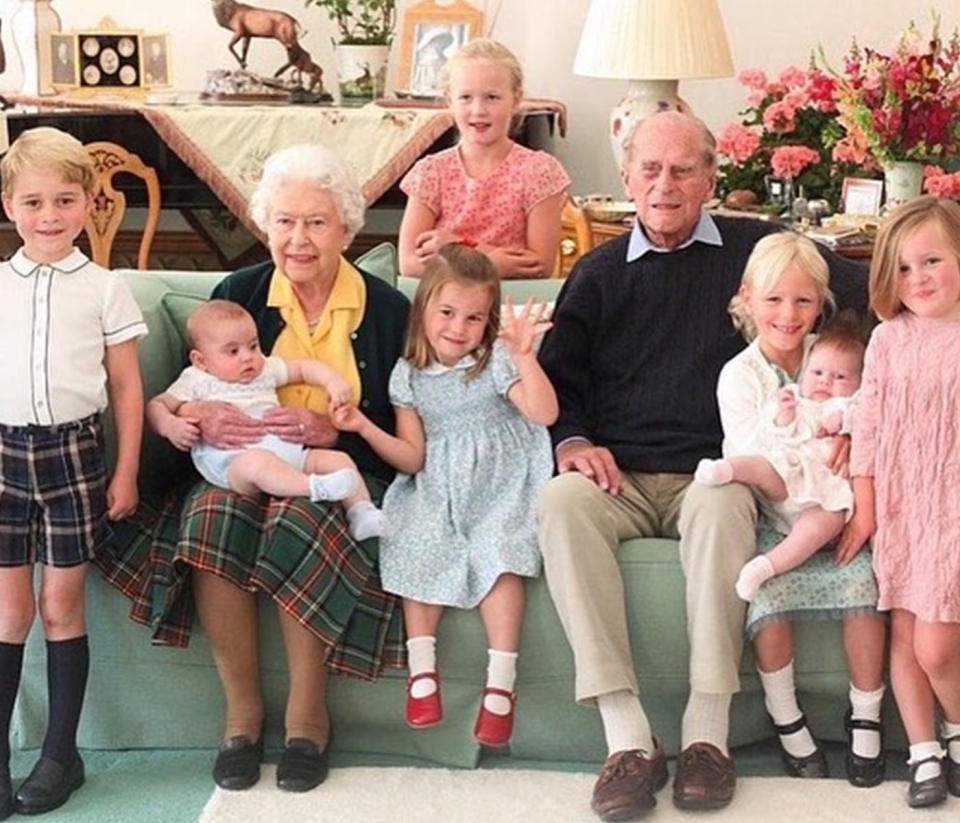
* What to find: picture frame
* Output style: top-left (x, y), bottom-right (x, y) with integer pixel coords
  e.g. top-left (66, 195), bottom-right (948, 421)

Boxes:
top-left (841, 177), bottom-right (884, 216)
top-left (47, 18), bottom-right (170, 94)
top-left (397, 0), bottom-right (484, 98)
top-left (142, 34), bottom-right (172, 87)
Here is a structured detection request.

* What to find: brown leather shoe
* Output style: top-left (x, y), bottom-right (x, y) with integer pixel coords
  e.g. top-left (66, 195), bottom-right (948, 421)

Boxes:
top-left (672, 742), bottom-right (735, 810)
top-left (591, 741), bottom-right (668, 821)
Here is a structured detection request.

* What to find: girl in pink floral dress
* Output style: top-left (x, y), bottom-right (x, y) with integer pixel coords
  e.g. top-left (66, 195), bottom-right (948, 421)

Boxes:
top-left (398, 39), bottom-right (570, 279)
top-left (844, 196), bottom-right (960, 809)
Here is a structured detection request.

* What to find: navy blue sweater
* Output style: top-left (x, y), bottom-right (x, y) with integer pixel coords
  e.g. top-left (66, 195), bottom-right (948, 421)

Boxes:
top-left (538, 217), bottom-right (868, 474)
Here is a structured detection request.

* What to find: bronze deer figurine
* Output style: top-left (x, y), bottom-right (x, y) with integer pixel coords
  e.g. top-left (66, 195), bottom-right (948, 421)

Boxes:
top-left (210, 0), bottom-right (302, 69)
top-left (274, 43), bottom-right (325, 93)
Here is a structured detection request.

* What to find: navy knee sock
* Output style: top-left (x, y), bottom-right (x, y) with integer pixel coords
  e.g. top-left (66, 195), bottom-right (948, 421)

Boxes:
top-left (0, 642), bottom-right (26, 768)
top-left (41, 636), bottom-right (89, 765)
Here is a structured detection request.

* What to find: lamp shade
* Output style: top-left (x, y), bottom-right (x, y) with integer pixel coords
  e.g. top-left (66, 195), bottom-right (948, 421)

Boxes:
top-left (574, 0), bottom-right (734, 80)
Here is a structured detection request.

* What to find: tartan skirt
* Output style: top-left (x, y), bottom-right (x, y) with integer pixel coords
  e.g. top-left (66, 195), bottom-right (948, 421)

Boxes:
top-left (94, 479), bottom-right (405, 680)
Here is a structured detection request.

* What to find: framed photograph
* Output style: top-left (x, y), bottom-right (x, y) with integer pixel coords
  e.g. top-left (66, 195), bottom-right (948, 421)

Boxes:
top-left (142, 34), bottom-right (171, 87)
top-left (51, 33), bottom-right (78, 88)
top-left (398, 0), bottom-right (483, 97)
top-left (841, 177), bottom-right (884, 216)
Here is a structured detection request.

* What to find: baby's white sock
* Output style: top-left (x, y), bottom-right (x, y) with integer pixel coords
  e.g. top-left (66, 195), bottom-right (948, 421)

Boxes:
top-left (308, 468), bottom-right (357, 502)
top-left (909, 740), bottom-right (944, 783)
top-left (346, 501), bottom-right (383, 540)
top-left (483, 649), bottom-right (518, 715)
top-left (597, 689), bottom-right (655, 756)
top-left (406, 636), bottom-right (437, 698)
top-left (694, 458), bottom-right (734, 486)
top-left (941, 718), bottom-right (960, 763)
top-left (849, 683), bottom-right (884, 759)
top-left (759, 660), bottom-right (817, 759)
top-left (735, 555), bottom-right (776, 601)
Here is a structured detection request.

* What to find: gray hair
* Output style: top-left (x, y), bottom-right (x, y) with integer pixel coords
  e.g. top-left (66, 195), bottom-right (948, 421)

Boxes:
top-left (622, 111), bottom-right (717, 177)
top-left (248, 144), bottom-right (365, 239)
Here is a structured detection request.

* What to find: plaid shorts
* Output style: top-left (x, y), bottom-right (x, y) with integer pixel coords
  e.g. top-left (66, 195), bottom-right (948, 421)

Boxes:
top-left (0, 415), bottom-right (108, 567)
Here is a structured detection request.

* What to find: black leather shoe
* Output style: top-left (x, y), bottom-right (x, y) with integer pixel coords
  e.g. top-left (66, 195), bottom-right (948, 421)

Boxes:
top-left (276, 737), bottom-right (330, 792)
top-left (907, 755), bottom-right (947, 808)
top-left (844, 709), bottom-right (885, 787)
top-left (13, 754), bottom-right (85, 815)
top-left (212, 734), bottom-right (263, 791)
top-left (943, 733), bottom-right (960, 797)
top-left (769, 713), bottom-right (828, 778)
top-left (1, 764), bottom-right (12, 821)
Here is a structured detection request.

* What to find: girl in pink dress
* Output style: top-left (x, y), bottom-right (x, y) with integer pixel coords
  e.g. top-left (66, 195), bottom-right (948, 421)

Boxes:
top-left (398, 39), bottom-right (570, 279)
top-left (843, 196), bottom-right (960, 809)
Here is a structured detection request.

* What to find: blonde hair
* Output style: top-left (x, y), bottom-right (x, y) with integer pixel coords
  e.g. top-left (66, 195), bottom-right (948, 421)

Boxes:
top-left (404, 244), bottom-right (500, 381)
top-left (1, 126), bottom-right (95, 196)
top-left (869, 195), bottom-right (960, 320)
top-left (185, 299), bottom-right (254, 350)
top-left (441, 38), bottom-right (523, 97)
top-left (729, 231), bottom-right (835, 340)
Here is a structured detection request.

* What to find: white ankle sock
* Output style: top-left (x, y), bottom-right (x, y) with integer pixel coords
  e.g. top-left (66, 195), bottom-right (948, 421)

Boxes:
top-left (308, 468), bottom-right (357, 501)
top-left (681, 691), bottom-right (731, 755)
top-left (694, 458), bottom-right (734, 486)
top-left (735, 555), bottom-right (776, 602)
top-left (346, 501), bottom-right (383, 540)
top-left (406, 636), bottom-right (437, 698)
top-left (597, 689), bottom-right (654, 755)
top-left (941, 719), bottom-right (960, 763)
top-left (483, 649), bottom-right (517, 715)
top-left (759, 661), bottom-right (817, 758)
top-left (909, 741), bottom-right (944, 783)
top-left (849, 683), bottom-right (884, 759)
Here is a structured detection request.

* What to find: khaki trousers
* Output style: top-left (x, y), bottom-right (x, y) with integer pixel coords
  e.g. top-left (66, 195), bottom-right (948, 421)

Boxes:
top-left (537, 471), bottom-right (756, 704)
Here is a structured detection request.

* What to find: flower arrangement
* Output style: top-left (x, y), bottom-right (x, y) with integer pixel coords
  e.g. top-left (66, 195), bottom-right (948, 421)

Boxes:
top-left (715, 65), bottom-right (871, 210)
top-left (826, 16), bottom-right (960, 167)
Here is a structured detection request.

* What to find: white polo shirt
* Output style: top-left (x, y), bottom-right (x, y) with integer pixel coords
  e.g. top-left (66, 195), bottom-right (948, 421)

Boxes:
top-left (0, 248), bottom-right (148, 426)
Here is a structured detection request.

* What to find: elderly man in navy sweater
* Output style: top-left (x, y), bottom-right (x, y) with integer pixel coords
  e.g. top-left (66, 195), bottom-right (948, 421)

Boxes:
top-left (537, 111), bottom-right (867, 820)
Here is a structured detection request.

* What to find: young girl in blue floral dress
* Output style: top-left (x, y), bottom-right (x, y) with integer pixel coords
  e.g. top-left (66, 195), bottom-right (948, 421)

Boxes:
top-left (331, 243), bottom-right (556, 747)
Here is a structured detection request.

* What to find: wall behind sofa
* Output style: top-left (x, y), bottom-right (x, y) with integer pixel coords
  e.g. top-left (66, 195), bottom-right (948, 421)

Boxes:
top-left (0, 0), bottom-right (946, 196)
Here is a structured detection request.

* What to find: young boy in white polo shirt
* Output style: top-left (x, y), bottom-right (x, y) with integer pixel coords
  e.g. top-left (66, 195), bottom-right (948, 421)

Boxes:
top-left (0, 127), bottom-right (147, 817)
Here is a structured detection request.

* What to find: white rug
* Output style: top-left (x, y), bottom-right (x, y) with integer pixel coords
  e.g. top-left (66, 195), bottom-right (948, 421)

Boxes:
top-left (198, 765), bottom-right (960, 823)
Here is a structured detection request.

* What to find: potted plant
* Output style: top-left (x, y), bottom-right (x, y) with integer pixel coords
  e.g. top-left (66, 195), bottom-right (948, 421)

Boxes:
top-left (304, 0), bottom-right (396, 101)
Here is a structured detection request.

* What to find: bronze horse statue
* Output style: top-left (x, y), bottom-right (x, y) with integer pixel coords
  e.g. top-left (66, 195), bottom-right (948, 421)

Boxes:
top-left (210, 0), bottom-right (302, 69)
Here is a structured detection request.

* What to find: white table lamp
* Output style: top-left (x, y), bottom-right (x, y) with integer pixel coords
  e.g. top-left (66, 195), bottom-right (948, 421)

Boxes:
top-left (574, 0), bottom-right (734, 172)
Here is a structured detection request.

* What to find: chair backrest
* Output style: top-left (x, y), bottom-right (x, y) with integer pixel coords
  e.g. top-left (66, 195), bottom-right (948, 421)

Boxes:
top-left (554, 195), bottom-right (593, 277)
top-left (84, 141), bottom-right (161, 270)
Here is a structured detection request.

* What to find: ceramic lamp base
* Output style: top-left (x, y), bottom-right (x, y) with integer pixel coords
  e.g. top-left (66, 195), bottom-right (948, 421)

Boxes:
top-left (609, 79), bottom-right (689, 174)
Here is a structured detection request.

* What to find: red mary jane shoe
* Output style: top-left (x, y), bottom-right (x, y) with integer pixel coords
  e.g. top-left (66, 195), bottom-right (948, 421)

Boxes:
top-left (474, 687), bottom-right (516, 747)
top-left (405, 672), bottom-right (443, 729)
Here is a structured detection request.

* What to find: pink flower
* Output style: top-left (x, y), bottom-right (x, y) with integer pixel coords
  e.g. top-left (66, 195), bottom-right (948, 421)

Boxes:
top-left (717, 123), bottom-right (761, 164)
top-left (737, 69), bottom-right (768, 89)
top-left (831, 124), bottom-right (875, 167)
top-left (746, 90), bottom-right (766, 107)
top-left (923, 169), bottom-right (960, 199)
top-left (770, 145), bottom-right (821, 179)
top-left (784, 89), bottom-right (809, 109)
top-left (779, 66), bottom-right (808, 89)
top-left (763, 100), bottom-right (797, 133)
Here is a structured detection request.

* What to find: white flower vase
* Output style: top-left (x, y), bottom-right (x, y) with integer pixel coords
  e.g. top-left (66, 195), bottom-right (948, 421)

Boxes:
top-left (883, 161), bottom-right (924, 211)
top-left (11, 0), bottom-right (62, 95)
top-left (335, 44), bottom-right (388, 104)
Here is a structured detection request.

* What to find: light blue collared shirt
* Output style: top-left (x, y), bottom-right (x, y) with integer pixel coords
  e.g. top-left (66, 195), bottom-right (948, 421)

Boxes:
top-left (626, 209), bottom-right (723, 262)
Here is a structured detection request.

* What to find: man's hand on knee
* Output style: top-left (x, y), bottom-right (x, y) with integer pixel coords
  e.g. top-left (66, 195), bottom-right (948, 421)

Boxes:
top-left (556, 441), bottom-right (622, 495)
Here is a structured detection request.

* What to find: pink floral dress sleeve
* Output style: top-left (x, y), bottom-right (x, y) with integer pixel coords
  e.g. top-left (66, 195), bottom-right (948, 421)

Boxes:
top-left (521, 150), bottom-right (571, 213)
top-left (400, 153), bottom-right (444, 215)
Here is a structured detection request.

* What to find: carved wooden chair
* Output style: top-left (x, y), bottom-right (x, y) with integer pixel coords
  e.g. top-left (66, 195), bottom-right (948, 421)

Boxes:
top-left (84, 141), bottom-right (161, 270)
top-left (553, 195), bottom-right (594, 277)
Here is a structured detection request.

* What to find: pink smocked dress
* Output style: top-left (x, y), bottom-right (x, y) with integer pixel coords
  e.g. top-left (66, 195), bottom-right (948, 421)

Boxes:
top-left (851, 312), bottom-right (960, 622)
top-left (400, 143), bottom-right (570, 249)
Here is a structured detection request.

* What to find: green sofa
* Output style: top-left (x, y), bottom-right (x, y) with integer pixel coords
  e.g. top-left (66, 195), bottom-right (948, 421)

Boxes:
top-left (11, 253), bottom-right (903, 771)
